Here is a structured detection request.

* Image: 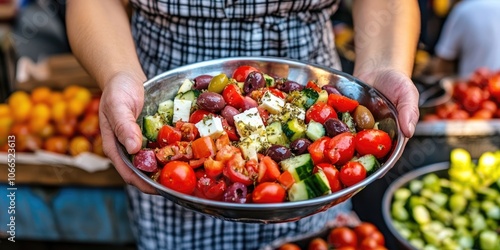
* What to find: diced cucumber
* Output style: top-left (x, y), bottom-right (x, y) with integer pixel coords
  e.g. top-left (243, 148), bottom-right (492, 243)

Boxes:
top-left (354, 154), bottom-right (380, 175)
top-left (306, 120), bottom-right (325, 141)
top-left (282, 118), bottom-right (306, 142)
top-left (341, 112), bottom-right (356, 133)
top-left (281, 103), bottom-right (306, 123)
top-left (266, 122), bottom-right (289, 146)
top-left (177, 78), bottom-right (194, 94)
top-left (177, 89), bottom-right (200, 102)
top-left (280, 154), bottom-right (314, 181)
top-left (288, 88), bottom-right (319, 109)
top-left (157, 100), bottom-right (174, 125)
top-left (142, 114), bottom-right (164, 141)
top-left (264, 74), bottom-right (275, 87)
top-left (316, 90), bottom-right (328, 104)
top-left (288, 171), bottom-right (331, 201)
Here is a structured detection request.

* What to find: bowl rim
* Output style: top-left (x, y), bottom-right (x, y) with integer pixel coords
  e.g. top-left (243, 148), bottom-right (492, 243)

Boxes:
top-left (381, 162), bottom-right (450, 250)
top-left (118, 56), bottom-right (406, 212)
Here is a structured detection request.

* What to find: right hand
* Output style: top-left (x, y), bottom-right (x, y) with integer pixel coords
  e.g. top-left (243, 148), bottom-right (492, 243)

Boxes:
top-left (99, 72), bottom-right (157, 194)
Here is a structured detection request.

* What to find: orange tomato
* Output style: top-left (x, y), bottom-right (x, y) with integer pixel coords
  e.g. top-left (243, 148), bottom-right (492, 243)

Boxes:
top-left (38, 123), bottom-right (55, 139)
top-left (51, 101), bottom-right (67, 122)
top-left (0, 104), bottom-right (10, 117)
top-left (44, 136), bottom-right (69, 154)
top-left (278, 243), bottom-right (301, 250)
top-left (78, 114), bottom-right (100, 138)
top-left (85, 97), bottom-right (100, 115)
top-left (47, 92), bottom-right (64, 106)
top-left (8, 91), bottom-right (32, 122)
top-left (69, 136), bottom-right (92, 156)
top-left (92, 134), bottom-right (105, 157)
top-left (56, 116), bottom-right (77, 137)
top-left (31, 86), bottom-right (52, 104)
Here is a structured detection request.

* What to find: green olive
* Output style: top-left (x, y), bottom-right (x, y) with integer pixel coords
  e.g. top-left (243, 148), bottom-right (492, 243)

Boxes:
top-left (208, 73), bottom-right (229, 93)
top-left (353, 105), bottom-right (375, 130)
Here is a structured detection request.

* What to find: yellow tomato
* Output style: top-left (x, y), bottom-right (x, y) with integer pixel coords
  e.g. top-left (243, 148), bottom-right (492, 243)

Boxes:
top-left (69, 136), bottom-right (92, 156)
top-left (31, 103), bottom-right (51, 122)
top-left (48, 92), bottom-right (64, 106)
top-left (51, 101), bottom-right (67, 122)
top-left (44, 136), bottom-right (69, 154)
top-left (0, 104), bottom-right (10, 117)
top-left (63, 85), bottom-right (82, 101)
top-left (31, 86), bottom-right (52, 104)
top-left (67, 98), bottom-right (87, 117)
top-left (8, 91), bottom-right (32, 122)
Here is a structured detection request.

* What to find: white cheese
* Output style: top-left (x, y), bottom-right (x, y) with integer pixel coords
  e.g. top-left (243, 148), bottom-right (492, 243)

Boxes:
top-left (233, 107), bottom-right (266, 137)
top-left (259, 91), bottom-right (285, 114)
top-left (283, 103), bottom-right (306, 121)
top-left (238, 134), bottom-right (268, 161)
top-left (172, 99), bottom-right (192, 123)
top-left (195, 116), bottom-right (224, 139)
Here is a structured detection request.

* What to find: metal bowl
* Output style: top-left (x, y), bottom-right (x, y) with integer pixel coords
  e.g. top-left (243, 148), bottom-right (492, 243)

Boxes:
top-left (117, 56), bottom-right (406, 223)
top-left (381, 162), bottom-right (450, 250)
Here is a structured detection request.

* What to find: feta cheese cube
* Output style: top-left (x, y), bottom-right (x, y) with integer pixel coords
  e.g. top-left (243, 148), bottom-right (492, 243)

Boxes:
top-left (172, 99), bottom-right (192, 123)
top-left (233, 107), bottom-right (265, 137)
top-left (195, 116), bottom-right (224, 139)
top-left (259, 91), bottom-right (285, 114)
top-left (238, 134), bottom-right (269, 161)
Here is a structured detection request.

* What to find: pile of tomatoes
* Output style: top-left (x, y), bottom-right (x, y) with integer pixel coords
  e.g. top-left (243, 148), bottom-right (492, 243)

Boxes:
top-left (278, 222), bottom-right (387, 250)
top-left (423, 68), bottom-right (500, 121)
top-left (0, 85), bottom-right (104, 156)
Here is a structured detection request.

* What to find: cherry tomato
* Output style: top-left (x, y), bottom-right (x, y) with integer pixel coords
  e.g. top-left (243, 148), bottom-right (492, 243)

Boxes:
top-left (359, 237), bottom-right (382, 250)
top-left (159, 161), bottom-right (196, 194)
top-left (194, 175), bottom-right (226, 201)
top-left (325, 132), bottom-right (355, 165)
top-left (278, 243), bottom-right (301, 250)
top-left (189, 109), bottom-right (213, 124)
top-left (462, 85), bottom-right (485, 113)
top-left (471, 109), bottom-right (493, 119)
top-left (308, 137), bottom-right (330, 165)
top-left (448, 109), bottom-right (470, 120)
top-left (68, 136), bottom-right (92, 156)
top-left (306, 80), bottom-right (322, 92)
top-left (315, 163), bottom-right (342, 192)
top-left (155, 145), bottom-right (176, 165)
top-left (85, 97), bottom-right (100, 115)
top-left (191, 136), bottom-right (216, 159)
top-left (367, 230), bottom-right (385, 246)
top-left (328, 227), bottom-right (358, 248)
top-left (257, 155), bottom-right (281, 183)
top-left (488, 74), bottom-right (500, 101)
top-left (435, 101), bottom-right (459, 119)
top-left (308, 237), bottom-right (328, 250)
top-left (220, 117), bottom-right (239, 141)
top-left (251, 182), bottom-right (286, 203)
top-left (175, 121), bottom-right (199, 141)
top-left (354, 222), bottom-right (379, 241)
top-left (257, 107), bottom-right (270, 125)
top-left (225, 153), bottom-right (253, 186)
top-left (339, 161), bottom-right (367, 187)
top-left (157, 124), bottom-right (182, 147)
top-left (78, 113), bottom-right (100, 138)
top-left (232, 65), bottom-right (258, 82)
top-left (354, 129), bottom-right (392, 159)
top-left (44, 136), bottom-right (69, 154)
top-left (215, 144), bottom-right (241, 162)
top-left (222, 84), bottom-right (245, 109)
top-left (305, 102), bottom-right (338, 124)
top-left (481, 100), bottom-right (498, 113)
top-left (204, 157), bottom-right (224, 178)
top-left (327, 93), bottom-right (359, 112)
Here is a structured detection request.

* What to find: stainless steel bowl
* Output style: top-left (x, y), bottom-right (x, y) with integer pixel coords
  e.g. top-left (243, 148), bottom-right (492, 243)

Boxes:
top-left (117, 56), bottom-right (406, 223)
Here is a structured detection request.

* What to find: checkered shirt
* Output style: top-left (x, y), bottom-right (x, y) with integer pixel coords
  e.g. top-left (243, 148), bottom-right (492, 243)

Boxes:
top-left (127, 1), bottom-right (348, 249)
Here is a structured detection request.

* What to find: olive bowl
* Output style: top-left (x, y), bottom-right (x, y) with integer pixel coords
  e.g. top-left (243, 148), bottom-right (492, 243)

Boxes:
top-left (117, 56), bottom-right (406, 223)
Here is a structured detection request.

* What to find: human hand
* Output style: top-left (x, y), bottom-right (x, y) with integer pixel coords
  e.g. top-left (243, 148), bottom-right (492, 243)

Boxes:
top-left (355, 69), bottom-right (420, 138)
top-left (99, 72), bottom-right (157, 194)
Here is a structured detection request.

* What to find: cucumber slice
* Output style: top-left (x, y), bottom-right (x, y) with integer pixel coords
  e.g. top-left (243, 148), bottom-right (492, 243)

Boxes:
top-left (288, 88), bottom-right (318, 109)
top-left (354, 154), bottom-right (381, 175)
top-left (288, 171), bottom-right (331, 201)
top-left (280, 154), bottom-right (314, 181)
top-left (142, 114), bottom-right (164, 141)
top-left (157, 100), bottom-right (174, 125)
top-left (266, 122), bottom-right (289, 146)
top-left (306, 120), bottom-right (325, 141)
top-left (177, 78), bottom-right (194, 94)
top-left (316, 90), bottom-right (328, 104)
top-left (264, 74), bottom-right (275, 87)
top-left (177, 89), bottom-right (200, 102)
top-left (282, 118), bottom-right (306, 142)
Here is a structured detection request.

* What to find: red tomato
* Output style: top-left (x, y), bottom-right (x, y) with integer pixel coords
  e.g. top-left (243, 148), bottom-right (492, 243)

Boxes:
top-left (308, 137), bottom-right (330, 165)
top-left (328, 227), bottom-right (358, 248)
top-left (488, 74), bottom-right (500, 101)
top-left (268, 88), bottom-right (286, 99)
top-left (85, 97), bottom-right (100, 115)
top-left (222, 84), bottom-right (245, 109)
top-left (78, 113), bottom-right (100, 138)
top-left (189, 157), bottom-right (206, 168)
top-left (159, 161), bottom-right (196, 194)
top-left (225, 153), bottom-right (254, 186)
top-left (462, 85), bottom-right (485, 113)
top-left (278, 243), bottom-right (301, 250)
top-left (327, 93), bottom-right (359, 113)
top-left (367, 230), bottom-right (385, 246)
top-left (257, 156), bottom-right (281, 183)
top-left (359, 237), bottom-right (382, 250)
top-left (220, 118), bottom-right (239, 141)
top-left (257, 107), bottom-right (270, 126)
top-left (277, 170), bottom-right (295, 190)
top-left (305, 102), bottom-right (338, 124)
top-left (157, 125), bottom-right (182, 147)
top-left (175, 121), bottom-right (199, 141)
top-left (232, 65), bottom-right (259, 82)
top-left (422, 114), bottom-right (440, 122)
top-left (339, 161), bottom-right (367, 187)
top-left (481, 100), bottom-right (498, 113)
top-left (354, 129), bottom-right (392, 159)
top-left (308, 237), bottom-right (329, 250)
top-left (155, 145), bottom-right (176, 165)
top-left (189, 110), bottom-right (212, 124)
top-left (325, 132), bottom-right (355, 165)
top-left (354, 222), bottom-right (379, 241)
top-left (306, 80), bottom-right (322, 92)
top-left (203, 157), bottom-right (224, 178)
top-left (251, 182), bottom-right (286, 203)
top-left (471, 109), bottom-right (493, 119)
top-left (191, 136), bottom-right (216, 159)
top-left (315, 163), bottom-right (342, 192)
top-left (448, 109), bottom-right (470, 120)
top-left (435, 101), bottom-right (459, 119)
top-left (194, 175), bottom-right (226, 201)
top-left (453, 81), bottom-right (469, 102)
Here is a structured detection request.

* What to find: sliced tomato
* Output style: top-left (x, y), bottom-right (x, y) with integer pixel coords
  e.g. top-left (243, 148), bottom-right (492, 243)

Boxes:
top-left (222, 84), bottom-right (245, 109)
top-left (257, 107), bottom-right (270, 126)
top-left (189, 109), bottom-right (213, 124)
top-left (155, 145), bottom-right (176, 165)
top-left (305, 102), bottom-right (338, 124)
top-left (277, 170), bottom-right (295, 190)
top-left (194, 176), bottom-right (227, 201)
top-left (221, 118), bottom-right (239, 141)
top-left (232, 65), bottom-right (259, 82)
top-left (204, 157), bottom-right (224, 178)
top-left (257, 156), bottom-right (281, 183)
top-left (215, 144), bottom-right (240, 162)
top-left (327, 93), bottom-right (359, 113)
top-left (175, 121), bottom-right (199, 141)
top-left (324, 132), bottom-right (355, 166)
top-left (157, 124), bottom-right (182, 147)
top-left (354, 129), bottom-right (392, 159)
top-left (315, 163), bottom-right (342, 192)
top-left (189, 157), bottom-right (206, 169)
top-left (268, 88), bottom-right (286, 99)
top-left (225, 153), bottom-right (253, 186)
top-left (308, 137), bottom-right (330, 165)
top-left (147, 140), bottom-right (160, 149)
top-left (169, 141), bottom-right (193, 161)
top-left (306, 80), bottom-right (322, 92)
top-left (215, 133), bottom-right (231, 150)
top-left (251, 182), bottom-right (286, 203)
top-left (191, 136), bottom-right (216, 159)
top-left (245, 159), bottom-right (260, 182)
